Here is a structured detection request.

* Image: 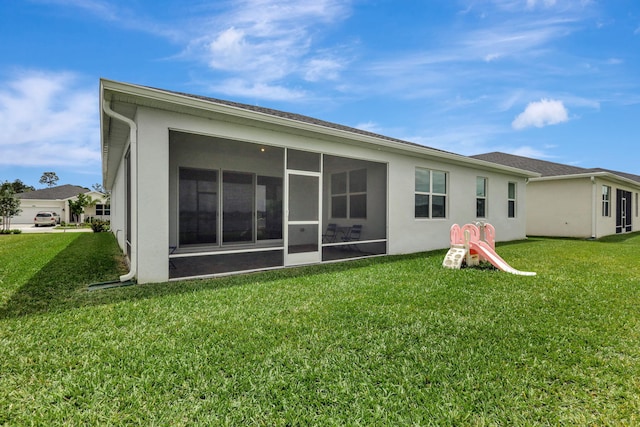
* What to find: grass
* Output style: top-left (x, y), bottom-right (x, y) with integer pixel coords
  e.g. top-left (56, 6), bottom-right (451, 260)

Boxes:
top-left (1, 233), bottom-right (639, 425)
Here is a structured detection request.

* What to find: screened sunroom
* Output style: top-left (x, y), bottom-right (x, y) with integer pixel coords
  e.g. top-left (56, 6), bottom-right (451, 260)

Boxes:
top-left (168, 130), bottom-right (387, 279)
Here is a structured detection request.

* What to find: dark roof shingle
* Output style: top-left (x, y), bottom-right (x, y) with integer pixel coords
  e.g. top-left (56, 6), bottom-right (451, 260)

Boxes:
top-left (17, 184), bottom-right (90, 200)
top-left (152, 86), bottom-right (457, 155)
top-left (471, 152), bottom-right (640, 184)
top-left (470, 152), bottom-right (587, 177)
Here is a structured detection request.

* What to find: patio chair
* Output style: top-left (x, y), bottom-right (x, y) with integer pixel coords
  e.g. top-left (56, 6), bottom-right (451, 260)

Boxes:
top-left (322, 223), bottom-right (338, 243)
top-left (341, 224), bottom-right (362, 250)
top-left (169, 246), bottom-right (177, 270)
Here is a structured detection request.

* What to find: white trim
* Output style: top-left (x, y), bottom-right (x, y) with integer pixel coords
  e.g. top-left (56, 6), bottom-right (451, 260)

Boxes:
top-left (531, 171), bottom-right (640, 189)
top-left (170, 245), bottom-right (283, 259)
top-left (322, 238), bottom-right (387, 248)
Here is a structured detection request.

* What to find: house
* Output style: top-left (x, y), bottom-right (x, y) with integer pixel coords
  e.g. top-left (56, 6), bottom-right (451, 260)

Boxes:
top-left (471, 152), bottom-right (640, 238)
top-left (15, 184), bottom-right (110, 224)
top-left (100, 79), bottom-right (538, 284)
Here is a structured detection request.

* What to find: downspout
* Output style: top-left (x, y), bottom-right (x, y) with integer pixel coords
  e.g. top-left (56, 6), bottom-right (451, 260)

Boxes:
top-left (102, 99), bottom-right (138, 282)
top-left (591, 176), bottom-right (597, 239)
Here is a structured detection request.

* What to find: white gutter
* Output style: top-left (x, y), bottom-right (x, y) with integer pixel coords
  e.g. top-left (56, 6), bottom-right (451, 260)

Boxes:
top-left (102, 99), bottom-right (137, 283)
top-left (591, 176), bottom-right (597, 239)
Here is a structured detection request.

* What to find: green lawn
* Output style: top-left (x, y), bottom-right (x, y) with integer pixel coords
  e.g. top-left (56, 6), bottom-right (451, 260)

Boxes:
top-left (1, 233), bottom-right (639, 425)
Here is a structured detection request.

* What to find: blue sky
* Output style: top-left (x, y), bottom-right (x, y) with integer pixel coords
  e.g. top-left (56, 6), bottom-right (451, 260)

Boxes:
top-left (1, 0), bottom-right (639, 189)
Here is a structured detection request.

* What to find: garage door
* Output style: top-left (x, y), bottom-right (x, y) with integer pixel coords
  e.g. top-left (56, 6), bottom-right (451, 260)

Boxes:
top-left (13, 206), bottom-right (61, 224)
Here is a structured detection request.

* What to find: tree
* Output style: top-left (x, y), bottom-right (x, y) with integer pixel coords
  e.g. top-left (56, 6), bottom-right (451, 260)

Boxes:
top-left (39, 172), bottom-right (59, 188)
top-left (92, 183), bottom-right (111, 204)
top-left (0, 183), bottom-right (22, 231)
top-left (8, 179), bottom-right (35, 193)
top-left (91, 183), bottom-right (105, 193)
top-left (68, 193), bottom-right (96, 224)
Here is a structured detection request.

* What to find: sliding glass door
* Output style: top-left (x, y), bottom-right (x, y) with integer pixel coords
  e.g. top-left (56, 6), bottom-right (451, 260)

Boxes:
top-left (179, 168), bottom-right (283, 247)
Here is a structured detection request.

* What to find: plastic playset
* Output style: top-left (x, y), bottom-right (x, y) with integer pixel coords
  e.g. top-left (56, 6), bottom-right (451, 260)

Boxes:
top-left (442, 222), bottom-right (536, 276)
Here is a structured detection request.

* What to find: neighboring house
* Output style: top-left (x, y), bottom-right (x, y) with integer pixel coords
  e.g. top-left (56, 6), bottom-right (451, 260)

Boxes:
top-left (15, 184), bottom-right (110, 224)
top-left (471, 152), bottom-right (640, 238)
top-left (100, 79), bottom-right (538, 284)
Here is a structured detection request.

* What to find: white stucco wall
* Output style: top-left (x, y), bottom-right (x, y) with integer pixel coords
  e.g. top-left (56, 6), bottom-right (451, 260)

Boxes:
top-left (110, 154), bottom-right (127, 254)
top-left (594, 178), bottom-right (639, 238)
top-left (386, 155), bottom-right (529, 255)
top-left (527, 176), bottom-right (640, 238)
top-left (114, 104), bottom-right (529, 284)
top-left (133, 108), bottom-right (171, 284)
top-left (527, 178), bottom-right (593, 238)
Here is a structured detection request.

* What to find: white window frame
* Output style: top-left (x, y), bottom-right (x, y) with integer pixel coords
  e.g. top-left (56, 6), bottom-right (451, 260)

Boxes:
top-left (507, 182), bottom-right (517, 218)
top-left (96, 204), bottom-right (111, 216)
top-left (476, 177), bottom-right (488, 218)
top-left (415, 168), bottom-right (448, 219)
top-left (602, 185), bottom-right (611, 217)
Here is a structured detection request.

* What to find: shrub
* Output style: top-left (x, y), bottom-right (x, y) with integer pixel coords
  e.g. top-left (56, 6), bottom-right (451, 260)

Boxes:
top-left (90, 219), bottom-right (110, 233)
top-left (10, 229), bottom-right (22, 234)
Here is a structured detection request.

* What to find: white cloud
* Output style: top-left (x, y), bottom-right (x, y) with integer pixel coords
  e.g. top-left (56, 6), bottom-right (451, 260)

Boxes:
top-left (407, 122), bottom-right (510, 155)
top-left (304, 58), bottom-right (344, 82)
top-left (509, 145), bottom-right (553, 158)
top-left (484, 53), bottom-right (503, 62)
top-left (35, 0), bottom-right (182, 40)
top-left (186, 0), bottom-right (351, 98)
top-left (207, 78), bottom-right (306, 101)
top-left (526, 0), bottom-right (557, 9)
top-left (512, 98), bottom-right (569, 130)
top-left (0, 70), bottom-right (99, 166)
top-left (354, 121), bottom-right (383, 134)
top-left (462, 18), bottom-right (578, 63)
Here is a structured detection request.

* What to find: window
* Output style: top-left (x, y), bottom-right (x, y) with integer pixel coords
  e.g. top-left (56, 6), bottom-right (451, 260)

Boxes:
top-left (330, 169), bottom-right (367, 219)
top-left (415, 168), bottom-right (447, 218)
top-left (602, 185), bottom-right (611, 217)
top-left (179, 168), bottom-right (218, 245)
top-left (507, 182), bottom-right (517, 218)
top-left (96, 204), bottom-right (110, 216)
top-left (636, 193), bottom-right (638, 218)
top-left (476, 177), bottom-right (487, 218)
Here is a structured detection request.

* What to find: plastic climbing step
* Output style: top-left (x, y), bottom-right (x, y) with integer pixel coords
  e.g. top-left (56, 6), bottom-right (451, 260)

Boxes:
top-left (442, 245), bottom-right (467, 269)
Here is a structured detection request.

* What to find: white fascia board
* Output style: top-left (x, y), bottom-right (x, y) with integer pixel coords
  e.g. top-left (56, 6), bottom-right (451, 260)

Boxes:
top-left (62, 191), bottom-right (104, 201)
top-left (530, 171), bottom-right (640, 188)
top-left (100, 79), bottom-right (538, 179)
top-left (17, 198), bottom-right (64, 202)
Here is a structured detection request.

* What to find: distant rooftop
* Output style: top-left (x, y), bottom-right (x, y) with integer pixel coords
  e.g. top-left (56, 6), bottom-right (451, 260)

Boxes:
top-left (17, 184), bottom-right (91, 200)
top-left (471, 152), bottom-right (640, 183)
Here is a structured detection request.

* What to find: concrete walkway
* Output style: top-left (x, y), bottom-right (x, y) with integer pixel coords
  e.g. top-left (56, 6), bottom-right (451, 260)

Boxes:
top-left (8, 223), bottom-right (93, 234)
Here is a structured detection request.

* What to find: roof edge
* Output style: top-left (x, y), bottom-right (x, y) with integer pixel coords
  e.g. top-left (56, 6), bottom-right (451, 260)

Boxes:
top-left (531, 171), bottom-right (640, 187)
top-left (100, 79), bottom-right (538, 178)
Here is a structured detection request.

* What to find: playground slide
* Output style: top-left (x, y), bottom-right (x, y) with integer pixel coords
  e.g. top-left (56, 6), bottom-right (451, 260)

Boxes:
top-left (470, 241), bottom-right (536, 276)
